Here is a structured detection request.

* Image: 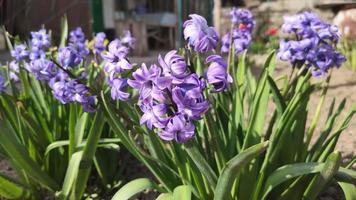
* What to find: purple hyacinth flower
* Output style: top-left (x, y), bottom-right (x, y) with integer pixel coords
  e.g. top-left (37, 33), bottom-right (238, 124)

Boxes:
top-left (8, 61), bottom-right (20, 82)
top-left (102, 39), bottom-right (131, 73)
top-left (205, 55), bottom-right (233, 92)
top-left (58, 46), bottom-right (82, 68)
top-left (29, 47), bottom-right (46, 61)
top-left (121, 30), bottom-right (135, 49)
top-left (93, 32), bottom-right (106, 55)
top-left (158, 114), bottom-right (195, 143)
top-left (308, 44), bottom-right (346, 77)
top-left (158, 50), bottom-right (189, 80)
top-left (221, 29), bottom-right (252, 55)
top-left (50, 79), bottom-right (76, 104)
top-left (80, 95), bottom-right (96, 113)
top-left (11, 44), bottom-right (29, 61)
top-left (69, 27), bottom-right (86, 44)
top-left (139, 102), bottom-right (168, 129)
top-left (230, 8), bottom-right (255, 32)
top-left (172, 86), bottom-right (209, 120)
top-left (127, 63), bottom-right (171, 101)
top-left (110, 78), bottom-right (130, 101)
top-left (28, 58), bottom-right (57, 81)
top-left (31, 29), bottom-right (51, 49)
top-left (183, 14), bottom-right (219, 52)
top-left (277, 38), bottom-right (318, 64)
top-left (0, 75), bottom-right (6, 93)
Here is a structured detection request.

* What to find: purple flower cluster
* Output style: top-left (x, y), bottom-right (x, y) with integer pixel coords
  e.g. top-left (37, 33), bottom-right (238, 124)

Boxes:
top-left (8, 28), bottom-right (97, 112)
top-left (221, 8), bottom-right (255, 55)
top-left (101, 36), bottom-right (133, 101)
top-left (68, 27), bottom-right (89, 58)
top-left (183, 14), bottom-right (218, 53)
top-left (0, 75), bottom-right (6, 93)
top-left (48, 71), bottom-right (96, 112)
top-left (278, 12), bottom-right (346, 76)
top-left (29, 29), bottom-right (51, 60)
top-left (128, 50), bottom-right (210, 142)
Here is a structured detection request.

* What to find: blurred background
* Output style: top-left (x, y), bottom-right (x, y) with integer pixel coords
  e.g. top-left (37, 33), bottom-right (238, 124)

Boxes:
top-left (0, 0), bottom-right (355, 56)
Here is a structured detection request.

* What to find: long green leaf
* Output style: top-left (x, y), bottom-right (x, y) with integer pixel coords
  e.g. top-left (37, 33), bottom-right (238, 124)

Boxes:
top-left (111, 178), bottom-right (157, 200)
top-left (303, 152), bottom-right (341, 200)
top-left (339, 182), bottom-right (356, 200)
top-left (214, 141), bottom-right (269, 200)
top-left (173, 185), bottom-right (192, 200)
top-left (74, 111), bottom-right (105, 199)
top-left (59, 15), bottom-right (68, 48)
top-left (261, 162), bottom-right (324, 200)
top-left (184, 143), bottom-right (218, 189)
top-left (59, 151), bottom-right (83, 199)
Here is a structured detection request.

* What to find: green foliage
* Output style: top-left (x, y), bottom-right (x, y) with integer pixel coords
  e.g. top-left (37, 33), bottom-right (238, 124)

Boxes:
top-left (0, 23), bottom-right (122, 199)
top-left (101, 49), bottom-right (355, 200)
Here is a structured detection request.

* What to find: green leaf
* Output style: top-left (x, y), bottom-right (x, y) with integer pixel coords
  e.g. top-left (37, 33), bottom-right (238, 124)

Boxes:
top-left (74, 111), bottom-right (105, 199)
top-left (214, 141), bottom-right (269, 200)
top-left (173, 185), bottom-right (192, 200)
top-left (0, 119), bottom-right (59, 191)
top-left (184, 143), bottom-right (218, 189)
top-left (59, 15), bottom-right (68, 48)
top-left (156, 193), bottom-right (173, 200)
top-left (267, 75), bottom-right (286, 114)
top-left (0, 172), bottom-right (29, 199)
top-left (59, 151), bottom-right (83, 198)
top-left (74, 112), bottom-right (89, 147)
top-left (339, 182), bottom-right (356, 200)
top-left (111, 178), bottom-right (157, 200)
top-left (303, 152), bottom-right (341, 200)
top-left (242, 51), bottom-right (276, 149)
top-left (335, 167), bottom-right (356, 185)
top-left (262, 163), bottom-right (324, 200)
top-left (236, 50), bottom-right (247, 87)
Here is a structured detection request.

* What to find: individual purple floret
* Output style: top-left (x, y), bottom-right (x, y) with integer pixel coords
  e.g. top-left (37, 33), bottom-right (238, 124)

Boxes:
top-left (58, 46), bottom-right (82, 68)
top-left (205, 55), bottom-right (233, 92)
top-left (110, 78), bottom-right (130, 101)
top-left (11, 44), bottom-right (29, 61)
top-left (93, 32), bottom-right (106, 55)
top-left (158, 114), bottom-right (195, 143)
top-left (0, 76), bottom-right (6, 93)
top-left (9, 61), bottom-right (20, 82)
top-left (158, 50), bottom-right (188, 80)
top-left (139, 102), bottom-right (168, 129)
top-left (230, 8), bottom-right (255, 32)
top-left (183, 14), bottom-right (218, 52)
top-left (102, 39), bottom-right (131, 73)
top-left (127, 63), bottom-right (170, 101)
top-left (121, 30), bottom-right (135, 49)
top-left (278, 11), bottom-right (346, 76)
